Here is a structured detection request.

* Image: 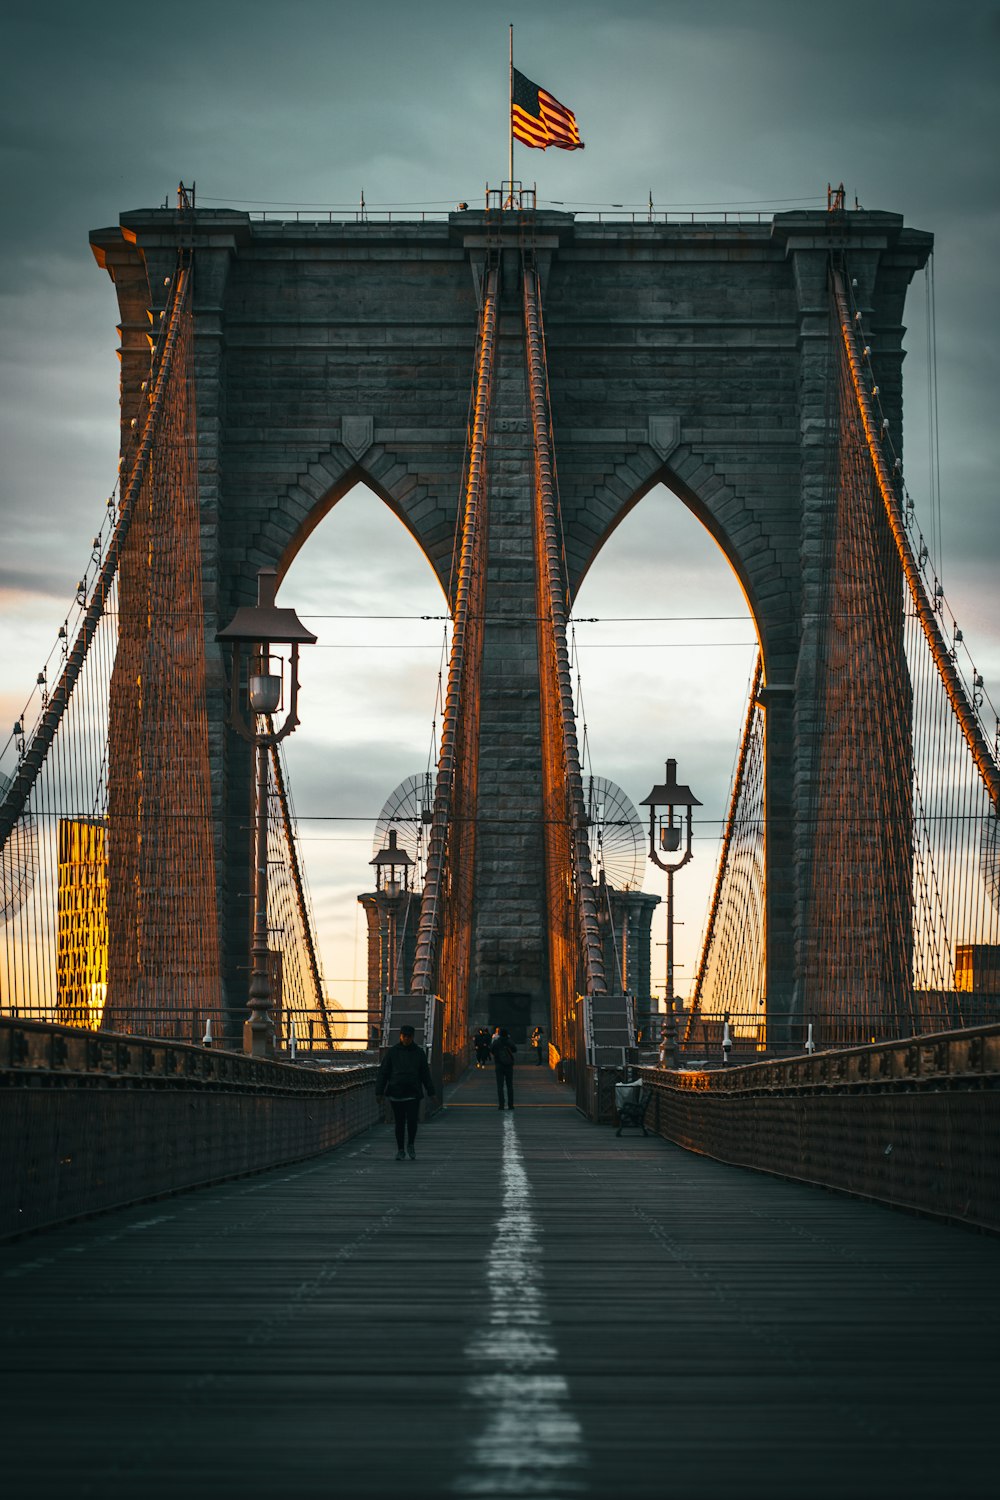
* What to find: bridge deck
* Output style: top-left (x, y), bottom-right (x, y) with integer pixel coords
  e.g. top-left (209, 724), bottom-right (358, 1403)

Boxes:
top-left (2, 1064), bottom-right (996, 1498)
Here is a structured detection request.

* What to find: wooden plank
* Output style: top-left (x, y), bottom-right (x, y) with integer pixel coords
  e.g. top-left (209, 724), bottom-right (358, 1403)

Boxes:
top-left (1, 1064), bottom-right (997, 1497)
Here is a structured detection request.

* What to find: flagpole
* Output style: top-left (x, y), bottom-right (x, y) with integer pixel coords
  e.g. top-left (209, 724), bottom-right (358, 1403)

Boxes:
top-left (508, 23), bottom-right (514, 205)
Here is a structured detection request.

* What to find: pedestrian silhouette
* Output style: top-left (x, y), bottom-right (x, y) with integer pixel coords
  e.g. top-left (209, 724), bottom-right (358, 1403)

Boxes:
top-left (376, 1025), bottom-right (435, 1160)
top-left (490, 1026), bottom-right (517, 1109)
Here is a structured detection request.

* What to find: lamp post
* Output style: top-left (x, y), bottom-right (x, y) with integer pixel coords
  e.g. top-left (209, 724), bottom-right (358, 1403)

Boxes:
top-left (370, 830), bottom-right (415, 1016)
top-left (640, 759), bottom-right (702, 1069)
top-left (371, 828), bottom-right (414, 902)
top-left (217, 567), bottom-right (316, 1057)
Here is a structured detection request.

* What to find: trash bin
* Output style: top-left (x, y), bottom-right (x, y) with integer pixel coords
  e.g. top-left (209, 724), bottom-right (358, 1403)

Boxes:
top-left (614, 1080), bottom-right (641, 1115)
top-left (613, 1079), bottom-right (649, 1137)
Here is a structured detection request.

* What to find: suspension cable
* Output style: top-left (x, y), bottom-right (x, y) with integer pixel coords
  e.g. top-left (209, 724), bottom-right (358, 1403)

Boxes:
top-left (411, 261), bottom-right (498, 992)
top-left (686, 655), bottom-right (763, 1039)
top-left (833, 268), bottom-right (1000, 811)
top-left (522, 258), bottom-right (606, 996)
top-left (268, 737), bottom-right (334, 1046)
top-left (0, 265), bottom-right (192, 850)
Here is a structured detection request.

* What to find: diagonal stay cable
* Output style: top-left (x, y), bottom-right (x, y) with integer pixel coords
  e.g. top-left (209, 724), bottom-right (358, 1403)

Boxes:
top-left (833, 266), bottom-right (1000, 813)
top-left (0, 265), bottom-right (192, 851)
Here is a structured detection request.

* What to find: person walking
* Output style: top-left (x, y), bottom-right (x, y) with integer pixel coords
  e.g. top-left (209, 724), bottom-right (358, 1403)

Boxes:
top-left (531, 1025), bottom-right (545, 1065)
top-left (376, 1024), bottom-right (435, 1160)
top-left (474, 1027), bottom-right (492, 1069)
top-left (490, 1026), bottom-right (517, 1110)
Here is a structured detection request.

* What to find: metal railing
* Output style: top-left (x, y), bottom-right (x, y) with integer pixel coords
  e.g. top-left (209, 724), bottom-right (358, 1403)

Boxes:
top-left (224, 208), bottom-right (782, 227)
top-left (0, 1015), bottom-right (376, 1088)
top-left (643, 1021), bottom-right (1000, 1094)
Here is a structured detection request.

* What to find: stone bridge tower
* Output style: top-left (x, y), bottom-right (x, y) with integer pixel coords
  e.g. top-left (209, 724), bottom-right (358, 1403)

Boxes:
top-left (91, 206), bottom-right (932, 1046)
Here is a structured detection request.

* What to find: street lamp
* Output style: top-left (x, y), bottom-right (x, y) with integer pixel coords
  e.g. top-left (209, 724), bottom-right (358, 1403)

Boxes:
top-left (640, 759), bottom-right (702, 1069)
top-left (217, 566), bottom-right (317, 1056)
top-left (370, 830), bottom-right (415, 1017)
top-left (370, 828), bottom-right (415, 899)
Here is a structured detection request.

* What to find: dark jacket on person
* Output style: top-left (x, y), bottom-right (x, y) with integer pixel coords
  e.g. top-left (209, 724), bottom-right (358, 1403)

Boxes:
top-left (490, 1033), bottom-right (517, 1067)
top-left (376, 1042), bottom-right (435, 1101)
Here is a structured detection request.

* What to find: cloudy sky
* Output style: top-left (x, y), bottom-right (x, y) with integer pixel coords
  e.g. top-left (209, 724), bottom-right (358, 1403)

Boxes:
top-left (2, 0), bottom-right (998, 1017)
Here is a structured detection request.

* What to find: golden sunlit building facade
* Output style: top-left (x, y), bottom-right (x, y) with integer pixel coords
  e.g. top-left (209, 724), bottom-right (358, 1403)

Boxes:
top-left (955, 945), bottom-right (1000, 994)
top-left (56, 817), bottom-right (108, 1028)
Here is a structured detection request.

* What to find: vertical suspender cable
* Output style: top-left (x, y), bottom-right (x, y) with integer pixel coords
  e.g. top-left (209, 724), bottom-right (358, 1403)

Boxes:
top-left (412, 264), bottom-right (498, 993)
top-left (686, 656), bottom-right (763, 1041)
top-left (522, 261), bottom-right (606, 996)
top-left (268, 738), bottom-right (334, 1046)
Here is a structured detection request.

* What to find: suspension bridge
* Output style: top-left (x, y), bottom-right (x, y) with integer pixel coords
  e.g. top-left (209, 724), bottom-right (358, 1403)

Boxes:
top-left (1, 193), bottom-right (998, 1497)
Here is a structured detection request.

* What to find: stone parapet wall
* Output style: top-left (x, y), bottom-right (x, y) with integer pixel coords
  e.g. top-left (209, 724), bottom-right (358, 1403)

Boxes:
top-left (638, 1025), bottom-right (1000, 1231)
top-left (0, 1019), bottom-right (378, 1239)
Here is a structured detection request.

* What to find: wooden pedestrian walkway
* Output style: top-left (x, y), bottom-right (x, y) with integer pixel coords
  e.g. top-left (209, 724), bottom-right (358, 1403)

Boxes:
top-left (1, 1063), bottom-right (996, 1498)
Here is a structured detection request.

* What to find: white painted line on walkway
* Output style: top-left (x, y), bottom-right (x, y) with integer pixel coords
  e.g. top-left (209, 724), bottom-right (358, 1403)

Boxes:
top-left (453, 1114), bottom-right (586, 1496)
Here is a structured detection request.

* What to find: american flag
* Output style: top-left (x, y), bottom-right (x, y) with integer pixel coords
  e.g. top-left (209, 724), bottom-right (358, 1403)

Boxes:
top-left (512, 68), bottom-right (584, 151)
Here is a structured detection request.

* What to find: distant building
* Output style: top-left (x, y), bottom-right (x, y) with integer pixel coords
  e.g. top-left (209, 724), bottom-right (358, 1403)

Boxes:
top-left (955, 945), bottom-right (1000, 993)
top-left (596, 881), bottom-right (660, 1039)
top-left (56, 817), bottom-right (107, 1028)
top-left (948, 944), bottom-right (1000, 1028)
